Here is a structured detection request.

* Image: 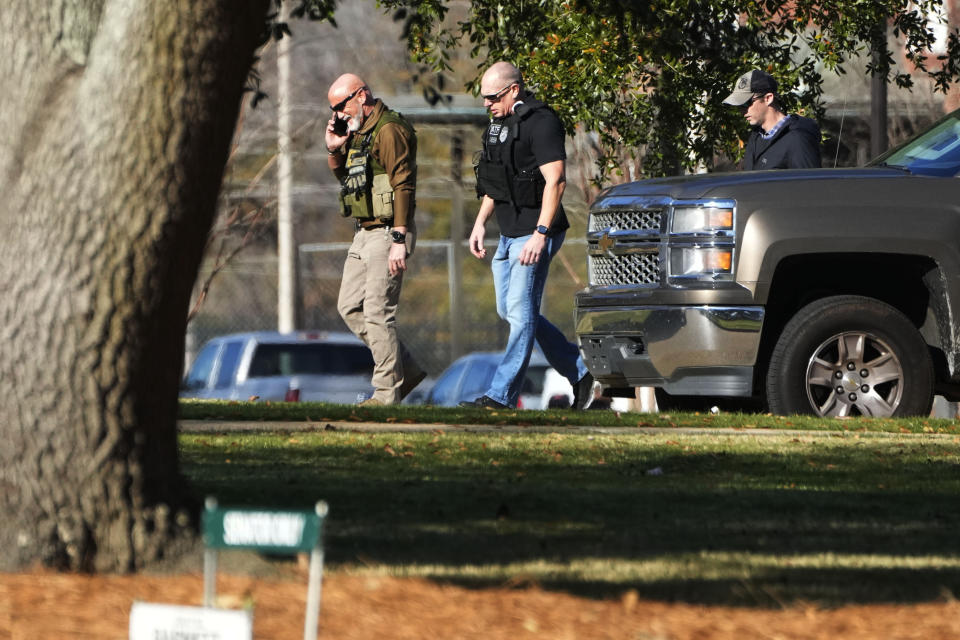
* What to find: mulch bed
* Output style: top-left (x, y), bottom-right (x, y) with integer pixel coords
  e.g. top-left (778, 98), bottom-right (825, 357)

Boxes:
top-left (2, 570), bottom-right (960, 639)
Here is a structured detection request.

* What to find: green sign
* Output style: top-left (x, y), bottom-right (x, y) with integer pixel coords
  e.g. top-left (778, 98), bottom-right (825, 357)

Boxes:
top-left (203, 504), bottom-right (324, 553)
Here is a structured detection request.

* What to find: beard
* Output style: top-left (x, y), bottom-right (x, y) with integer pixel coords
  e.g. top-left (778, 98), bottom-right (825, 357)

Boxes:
top-left (348, 112), bottom-right (363, 132)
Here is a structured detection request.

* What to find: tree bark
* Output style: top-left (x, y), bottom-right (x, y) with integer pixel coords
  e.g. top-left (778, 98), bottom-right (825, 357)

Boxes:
top-left (0, 0), bottom-right (270, 572)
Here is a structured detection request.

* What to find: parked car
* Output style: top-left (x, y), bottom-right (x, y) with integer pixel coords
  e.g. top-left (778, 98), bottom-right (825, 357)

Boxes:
top-left (422, 350), bottom-right (575, 409)
top-left (181, 331), bottom-right (374, 403)
top-left (401, 376), bottom-right (436, 405)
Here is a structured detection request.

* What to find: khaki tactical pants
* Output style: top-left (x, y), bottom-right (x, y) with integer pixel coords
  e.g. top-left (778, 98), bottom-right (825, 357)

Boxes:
top-left (337, 226), bottom-right (421, 404)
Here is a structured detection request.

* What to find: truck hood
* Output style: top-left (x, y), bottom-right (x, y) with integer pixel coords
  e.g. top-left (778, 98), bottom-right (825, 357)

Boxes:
top-left (592, 167), bottom-right (915, 205)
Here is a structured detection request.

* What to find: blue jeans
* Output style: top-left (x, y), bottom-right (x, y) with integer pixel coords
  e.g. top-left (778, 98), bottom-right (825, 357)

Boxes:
top-left (484, 231), bottom-right (589, 406)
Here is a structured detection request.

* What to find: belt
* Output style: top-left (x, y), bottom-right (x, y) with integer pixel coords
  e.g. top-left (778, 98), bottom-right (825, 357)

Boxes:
top-left (357, 219), bottom-right (393, 231)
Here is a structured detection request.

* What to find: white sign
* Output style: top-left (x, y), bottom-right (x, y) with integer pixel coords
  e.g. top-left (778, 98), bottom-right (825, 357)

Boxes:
top-left (222, 511), bottom-right (306, 547)
top-left (129, 602), bottom-right (252, 640)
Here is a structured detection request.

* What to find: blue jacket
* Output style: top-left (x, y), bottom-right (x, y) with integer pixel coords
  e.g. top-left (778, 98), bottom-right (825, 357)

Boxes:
top-left (743, 114), bottom-right (821, 170)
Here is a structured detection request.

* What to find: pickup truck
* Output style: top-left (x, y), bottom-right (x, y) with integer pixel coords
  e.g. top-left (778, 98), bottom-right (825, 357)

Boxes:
top-left (180, 331), bottom-right (375, 403)
top-left (575, 108), bottom-right (960, 417)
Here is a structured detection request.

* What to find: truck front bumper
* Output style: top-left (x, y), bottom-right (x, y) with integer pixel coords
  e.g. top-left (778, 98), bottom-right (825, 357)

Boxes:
top-left (575, 305), bottom-right (764, 397)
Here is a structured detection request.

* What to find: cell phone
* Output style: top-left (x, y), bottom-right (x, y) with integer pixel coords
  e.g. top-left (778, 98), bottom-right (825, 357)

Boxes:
top-left (331, 118), bottom-right (348, 136)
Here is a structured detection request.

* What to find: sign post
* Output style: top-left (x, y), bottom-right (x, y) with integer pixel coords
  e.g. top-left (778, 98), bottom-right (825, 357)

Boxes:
top-left (202, 497), bottom-right (329, 640)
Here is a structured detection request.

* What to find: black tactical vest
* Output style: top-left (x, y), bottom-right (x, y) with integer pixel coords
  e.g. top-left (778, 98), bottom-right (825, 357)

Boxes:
top-left (474, 113), bottom-right (545, 210)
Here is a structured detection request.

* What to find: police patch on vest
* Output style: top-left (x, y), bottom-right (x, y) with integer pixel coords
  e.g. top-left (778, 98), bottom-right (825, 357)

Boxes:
top-left (499, 125), bottom-right (509, 143)
top-left (487, 123), bottom-right (503, 145)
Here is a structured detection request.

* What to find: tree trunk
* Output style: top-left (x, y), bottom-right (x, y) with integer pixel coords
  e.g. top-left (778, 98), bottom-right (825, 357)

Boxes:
top-left (0, 0), bottom-right (270, 572)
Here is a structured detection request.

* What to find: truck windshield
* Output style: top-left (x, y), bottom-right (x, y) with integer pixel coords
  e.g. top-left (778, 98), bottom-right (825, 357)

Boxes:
top-left (871, 111), bottom-right (960, 177)
top-left (248, 343), bottom-right (374, 377)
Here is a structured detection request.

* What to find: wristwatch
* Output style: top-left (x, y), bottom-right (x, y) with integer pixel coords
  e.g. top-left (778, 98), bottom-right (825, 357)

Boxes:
top-left (535, 225), bottom-right (549, 236)
top-left (391, 230), bottom-right (407, 244)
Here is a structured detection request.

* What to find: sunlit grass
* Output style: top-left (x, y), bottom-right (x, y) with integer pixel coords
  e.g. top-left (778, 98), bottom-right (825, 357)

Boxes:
top-left (341, 552), bottom-right (960, 583)
top-left (179, 398), bottom-right (960, 434)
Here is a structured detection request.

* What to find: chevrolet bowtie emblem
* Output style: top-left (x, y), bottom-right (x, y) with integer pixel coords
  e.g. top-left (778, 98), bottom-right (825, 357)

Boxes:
top-left (598, 230), bottom-right (616, 253)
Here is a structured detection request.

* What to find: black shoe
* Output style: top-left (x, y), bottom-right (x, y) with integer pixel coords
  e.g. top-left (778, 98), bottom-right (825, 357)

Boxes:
top-left (572, 372), bottom-right (595, 410)
top-left (459, 395), bottom-right (508, 409)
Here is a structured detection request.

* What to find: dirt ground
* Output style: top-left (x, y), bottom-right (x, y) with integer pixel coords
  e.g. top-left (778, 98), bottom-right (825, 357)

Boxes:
top-left (3, 569), bottom-right (960, 639)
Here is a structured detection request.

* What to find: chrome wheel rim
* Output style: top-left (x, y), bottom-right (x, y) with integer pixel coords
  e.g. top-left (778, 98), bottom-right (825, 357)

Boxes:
top-left (805, 331), bottom-right (904, 417)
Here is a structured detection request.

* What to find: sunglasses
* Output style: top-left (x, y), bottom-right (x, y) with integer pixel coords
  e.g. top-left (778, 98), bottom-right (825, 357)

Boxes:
top-left (739, 94), bottom-right (765, 111)
top-left (482, 82), bottom-right (516, 102)
top-left (330, 87), bottom-right (362, 113)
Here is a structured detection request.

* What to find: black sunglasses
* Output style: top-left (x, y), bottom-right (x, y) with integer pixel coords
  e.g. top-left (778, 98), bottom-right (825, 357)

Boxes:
top-left (739, 94), bottom-right (765, 111)
top-left (482, 83), bottom-right (516, 102)
top-left (330, 87), bottom-right (362, 113)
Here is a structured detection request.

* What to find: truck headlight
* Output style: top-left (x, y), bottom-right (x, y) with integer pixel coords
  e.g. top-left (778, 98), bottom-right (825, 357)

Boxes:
top-left (671, 247), bottom-right (733, 276)
top-left (672, 206), bottom-right (733, 234)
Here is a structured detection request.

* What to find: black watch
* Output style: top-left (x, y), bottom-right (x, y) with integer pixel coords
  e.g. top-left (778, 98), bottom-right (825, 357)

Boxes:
top-left (535, 225), bottom-right (549, 236)
top-left (391, 230), bottom-right (407, 244)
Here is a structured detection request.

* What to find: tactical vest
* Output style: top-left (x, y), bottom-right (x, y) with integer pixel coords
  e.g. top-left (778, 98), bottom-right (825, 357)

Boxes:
top-left (474, 110), bottom-right (546, 210)
top-left (338, 109), bottom-right (413, 220)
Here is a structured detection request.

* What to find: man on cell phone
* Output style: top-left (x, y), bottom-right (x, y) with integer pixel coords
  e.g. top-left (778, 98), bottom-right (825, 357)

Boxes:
top-left (324, 73), bottom-right (425, 406)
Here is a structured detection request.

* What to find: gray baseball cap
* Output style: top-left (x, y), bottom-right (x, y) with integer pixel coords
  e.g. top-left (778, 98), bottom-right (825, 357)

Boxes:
top-left (722, 70), bottom-right (778, 106)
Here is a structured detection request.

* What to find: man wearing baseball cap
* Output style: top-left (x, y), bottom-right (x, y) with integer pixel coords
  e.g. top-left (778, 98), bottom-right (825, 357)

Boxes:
top-left (723, 69), bottom-right (821, 170)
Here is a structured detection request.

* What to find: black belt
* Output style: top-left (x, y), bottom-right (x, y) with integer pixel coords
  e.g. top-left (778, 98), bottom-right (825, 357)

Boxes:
top-left (357, 219), bottom-right (392, 231)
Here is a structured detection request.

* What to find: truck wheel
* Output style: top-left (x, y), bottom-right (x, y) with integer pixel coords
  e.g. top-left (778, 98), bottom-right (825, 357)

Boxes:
top-left (766, 295), bottom-right (933, 417)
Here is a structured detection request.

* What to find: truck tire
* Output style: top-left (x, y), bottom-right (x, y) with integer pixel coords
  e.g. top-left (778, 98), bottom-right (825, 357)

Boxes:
top-left (766, 295), bottom-right (933, 417)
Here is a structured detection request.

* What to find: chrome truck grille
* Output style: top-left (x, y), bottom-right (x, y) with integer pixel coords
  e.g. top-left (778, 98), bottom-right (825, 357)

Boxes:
top-left (587, 208), bottom-right (663, 286)
top-left (589, 209), bottom-right (663, 233)
top-left (589, 253), bottom-right (660, 285)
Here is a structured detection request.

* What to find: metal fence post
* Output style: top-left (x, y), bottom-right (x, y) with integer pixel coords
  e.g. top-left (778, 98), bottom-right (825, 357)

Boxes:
top-left (203, 497), bottom-right (219, 607)
top-left (302, 501), bottom-right (329, 640)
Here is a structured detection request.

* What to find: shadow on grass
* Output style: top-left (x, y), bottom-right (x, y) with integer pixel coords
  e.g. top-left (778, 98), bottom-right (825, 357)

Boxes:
top-left (181, 441), bottom-right (960, 606)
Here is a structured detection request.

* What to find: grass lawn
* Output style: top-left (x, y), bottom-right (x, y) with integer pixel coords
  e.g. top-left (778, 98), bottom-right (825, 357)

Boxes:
top-left (178, 414), bottom-right (960, 608)
top-left (180, 398), bottom-right (960, 434)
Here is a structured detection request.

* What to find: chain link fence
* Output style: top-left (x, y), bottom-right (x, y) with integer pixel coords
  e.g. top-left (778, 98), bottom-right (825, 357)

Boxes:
top-left (187, 237), bottom-right (588, 379)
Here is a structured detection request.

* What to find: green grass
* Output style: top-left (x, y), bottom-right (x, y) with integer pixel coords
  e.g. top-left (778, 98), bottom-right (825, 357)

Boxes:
top-left (179, 426), bottom-right (960, 607)
top-left (179, 399), bottom-right (960, 434)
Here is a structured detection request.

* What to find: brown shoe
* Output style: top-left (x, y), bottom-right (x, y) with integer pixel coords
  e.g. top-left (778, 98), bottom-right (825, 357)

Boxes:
top-left (358, 397), bottom-right (385, 407)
